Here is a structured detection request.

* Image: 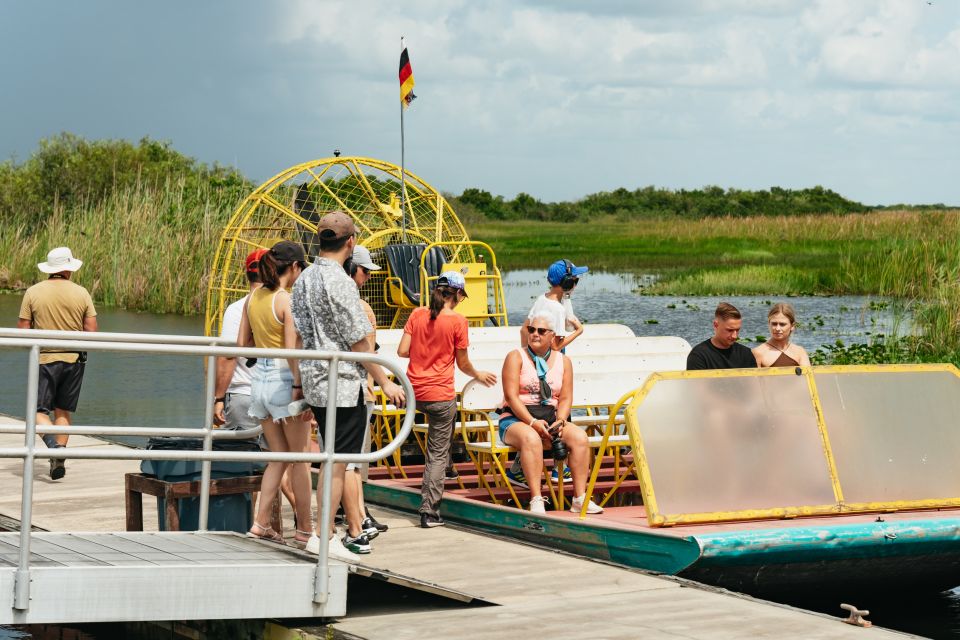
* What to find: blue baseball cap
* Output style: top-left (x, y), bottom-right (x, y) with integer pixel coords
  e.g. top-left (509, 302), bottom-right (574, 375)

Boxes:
top-left (437, 270), bottom-right (468, 296)
top-left (547, 259), bottom-right (589, 286)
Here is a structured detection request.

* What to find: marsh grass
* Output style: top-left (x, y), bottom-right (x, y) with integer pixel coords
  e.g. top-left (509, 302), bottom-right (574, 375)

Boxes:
top-left (474, 211), bottom-right (960, 361)
top-left (0, 179), bottom-right (233, 314)
top-left (473, 212), bottom-right (959, 293)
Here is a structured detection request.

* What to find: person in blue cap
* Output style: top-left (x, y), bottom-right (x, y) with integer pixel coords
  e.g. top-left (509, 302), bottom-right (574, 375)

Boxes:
top-left (520, 259), bottom-right (589, 352)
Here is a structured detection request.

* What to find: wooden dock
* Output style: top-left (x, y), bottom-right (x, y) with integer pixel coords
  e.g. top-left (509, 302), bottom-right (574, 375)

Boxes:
top-left (0, 418), bottom-right (913, 638)
top-left (314, 516), bottom-right (910, 640)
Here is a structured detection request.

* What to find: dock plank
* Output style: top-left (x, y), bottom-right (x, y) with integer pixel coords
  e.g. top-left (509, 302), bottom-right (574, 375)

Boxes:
top-left (328, 511), bottom-right (910, 640)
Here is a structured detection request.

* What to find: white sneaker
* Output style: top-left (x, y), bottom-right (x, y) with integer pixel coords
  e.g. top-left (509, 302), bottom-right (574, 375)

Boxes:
top-left (529, 496), bottom-right (547, 514)
top-left (328, 534), bottom-right (357, 562)
top-left (569, 494), bottom-right (603, 514)
top-left (304, 533), bottom-right (356, 562)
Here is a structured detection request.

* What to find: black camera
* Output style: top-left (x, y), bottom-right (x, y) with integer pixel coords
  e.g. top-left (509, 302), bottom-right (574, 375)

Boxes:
top-left (549, 424), bottom-right (568, 461)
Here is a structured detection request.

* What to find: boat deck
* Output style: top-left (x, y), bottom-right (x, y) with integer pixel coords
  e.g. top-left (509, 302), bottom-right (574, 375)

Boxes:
top-left (364, 459), bottom-right (960, 594)
top-left (547, 503), bottom-right (960, 535)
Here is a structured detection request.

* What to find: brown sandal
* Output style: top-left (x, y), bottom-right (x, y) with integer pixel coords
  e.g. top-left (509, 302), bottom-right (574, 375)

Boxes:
top-left (246, 522), bottom-right (285, 544)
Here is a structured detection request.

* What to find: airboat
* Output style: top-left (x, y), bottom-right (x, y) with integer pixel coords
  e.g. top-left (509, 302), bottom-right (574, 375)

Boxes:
top-left (205, 157), bottom-right (960, 600)
top-left (204, 156), bottom-right (506, 335)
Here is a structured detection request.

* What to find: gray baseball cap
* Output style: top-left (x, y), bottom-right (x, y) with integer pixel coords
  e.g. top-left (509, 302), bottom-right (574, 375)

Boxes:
top-left (352, 245), bottom-right (381, 271)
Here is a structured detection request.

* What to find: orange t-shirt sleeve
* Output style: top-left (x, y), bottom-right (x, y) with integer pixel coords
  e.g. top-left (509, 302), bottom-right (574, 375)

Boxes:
top-left (454, 316), bottom-right (469, 350)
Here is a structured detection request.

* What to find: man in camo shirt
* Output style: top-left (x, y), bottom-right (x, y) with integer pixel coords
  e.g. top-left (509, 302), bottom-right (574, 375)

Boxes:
top-left (290, 211), bottom-right (405, 559)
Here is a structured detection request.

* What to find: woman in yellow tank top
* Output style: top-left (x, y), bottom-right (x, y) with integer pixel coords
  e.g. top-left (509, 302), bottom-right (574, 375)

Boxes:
top-left (237, 240), bottom-right (311, 544)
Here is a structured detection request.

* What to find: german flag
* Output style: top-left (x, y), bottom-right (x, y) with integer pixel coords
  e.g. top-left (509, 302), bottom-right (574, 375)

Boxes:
top-left (399, 45), bottom-right (416, 108)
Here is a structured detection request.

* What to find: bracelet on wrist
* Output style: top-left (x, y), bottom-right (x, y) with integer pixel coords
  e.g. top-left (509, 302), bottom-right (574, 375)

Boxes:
top-left (291, 384), bottom-right (302, 389)
top-left (214, 396), bottom-right (226, 403)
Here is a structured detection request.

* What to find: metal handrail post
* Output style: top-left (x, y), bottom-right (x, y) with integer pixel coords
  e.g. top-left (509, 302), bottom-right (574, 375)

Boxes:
top-left (197, 342), bottom-right (218, 532)
top-left (14, 346), bottom-right (40, 610)
top-left (314, 357), bottom-right (339, 604)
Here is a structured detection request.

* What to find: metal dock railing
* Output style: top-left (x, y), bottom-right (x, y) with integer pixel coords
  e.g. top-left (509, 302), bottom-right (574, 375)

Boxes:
top-left (0, 327), bottom-right (416, 624)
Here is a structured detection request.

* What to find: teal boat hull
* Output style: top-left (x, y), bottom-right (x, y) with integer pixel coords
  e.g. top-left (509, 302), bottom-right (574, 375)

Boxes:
top-left (684, 519), bottom-right (960, 595)
top-left (364, 482), bottom-right (701, 575)
top-left (365, 482), bottom-right (960, 593)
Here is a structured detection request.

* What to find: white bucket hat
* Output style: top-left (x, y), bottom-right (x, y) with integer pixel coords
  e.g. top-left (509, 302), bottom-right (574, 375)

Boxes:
top-left (38, 247), bottom-right (83, 274)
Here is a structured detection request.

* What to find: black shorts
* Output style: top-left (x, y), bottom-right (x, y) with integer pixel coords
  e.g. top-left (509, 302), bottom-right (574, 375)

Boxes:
top-left (310, 390), bottom-right (365, 455)
top-left (37, 361), bottom-right (86, 414)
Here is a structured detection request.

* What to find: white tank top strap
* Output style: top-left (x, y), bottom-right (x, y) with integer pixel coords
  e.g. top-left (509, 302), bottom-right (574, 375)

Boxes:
top-left (270, 290), bottom-right (283, 325)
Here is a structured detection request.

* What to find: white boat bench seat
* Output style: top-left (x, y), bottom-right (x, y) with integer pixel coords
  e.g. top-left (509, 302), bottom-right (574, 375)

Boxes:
top-left (369, 334), bottom-right (690, 489)
top-left (458, 369), bottom-right (666, 511)
top-left (374, 323), bottom-right (639, 348)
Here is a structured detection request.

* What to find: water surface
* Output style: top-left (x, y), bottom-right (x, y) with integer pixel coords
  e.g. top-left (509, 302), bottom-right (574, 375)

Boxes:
top-left (0, 294), bottom-right (206, 444)
top-left (503, 269), bottom-right (906, 350)
top-left (0, 276), bottom-right (906, 429)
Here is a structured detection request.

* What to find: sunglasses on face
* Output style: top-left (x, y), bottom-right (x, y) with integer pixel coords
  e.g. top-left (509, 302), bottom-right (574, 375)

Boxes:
top-left (359, 266), bottom-right (371, 275)
top-left (526, 326), bottom-right (553, 335)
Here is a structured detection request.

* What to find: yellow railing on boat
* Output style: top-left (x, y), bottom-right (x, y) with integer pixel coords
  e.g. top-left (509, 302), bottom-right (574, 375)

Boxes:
top-left (623, 364), bottom-right (960, 527)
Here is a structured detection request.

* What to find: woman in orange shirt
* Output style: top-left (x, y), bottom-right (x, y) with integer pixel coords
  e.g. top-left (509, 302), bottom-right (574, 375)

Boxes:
top-left (397, 271), bottom-right (496, 528)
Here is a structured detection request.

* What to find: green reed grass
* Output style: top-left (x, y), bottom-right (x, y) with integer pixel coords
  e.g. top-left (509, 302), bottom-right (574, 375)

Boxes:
top-left (4, 199), bottom-right (960, 362)
top-left (473, 211), bottom-right (960, 362)
top-left (473, 211), bottom-right (960, 296)
top-left (0, 179), bottom-right (234, 315)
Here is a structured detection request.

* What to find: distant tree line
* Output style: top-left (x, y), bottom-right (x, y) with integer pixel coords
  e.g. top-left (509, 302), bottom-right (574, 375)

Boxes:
top-left (2, 134), bottom-right (950, 230)
top-left (447, 185), bottom-right (885, 222)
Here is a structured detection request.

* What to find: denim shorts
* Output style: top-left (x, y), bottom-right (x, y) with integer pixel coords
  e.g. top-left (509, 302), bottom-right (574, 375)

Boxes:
top-left (498, 413), bottom-right (521, 443)
top-left (248, 359), bottom-right (295, 421)
top-left (498, 405), bottom-right (557, 443)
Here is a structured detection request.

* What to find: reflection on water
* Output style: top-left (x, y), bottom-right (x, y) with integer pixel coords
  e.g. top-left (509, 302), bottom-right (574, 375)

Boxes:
top-left (503, 270), bottom-right (907, 351)
top-left (0, 294), bottom-right (206, 445)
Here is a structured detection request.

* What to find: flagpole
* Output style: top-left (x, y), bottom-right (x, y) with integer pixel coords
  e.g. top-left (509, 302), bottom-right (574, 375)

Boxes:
top-left (399, 36), bottom-right (409, 243)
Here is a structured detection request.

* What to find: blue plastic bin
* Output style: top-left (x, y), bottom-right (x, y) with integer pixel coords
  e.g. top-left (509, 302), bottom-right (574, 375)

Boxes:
top-left (141, 437), bottom-right (265, 533)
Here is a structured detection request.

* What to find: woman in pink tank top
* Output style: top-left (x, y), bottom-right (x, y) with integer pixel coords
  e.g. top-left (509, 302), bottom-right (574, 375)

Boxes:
top-left (499, 313), bottom-right (601, 515)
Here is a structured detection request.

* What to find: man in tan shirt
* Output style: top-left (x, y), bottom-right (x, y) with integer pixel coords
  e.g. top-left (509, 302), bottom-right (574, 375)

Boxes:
top-left (17, 246), bottom-right (98, 480)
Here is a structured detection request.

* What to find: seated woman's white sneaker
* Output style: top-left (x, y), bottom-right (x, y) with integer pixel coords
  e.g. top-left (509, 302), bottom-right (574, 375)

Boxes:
top-left (529, 496), bottom-right (547, 514)
top-left (569, 495), bottom-right (603, 514)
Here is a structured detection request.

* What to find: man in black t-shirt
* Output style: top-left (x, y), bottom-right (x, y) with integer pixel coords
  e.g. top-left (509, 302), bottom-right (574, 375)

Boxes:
top-left (686, 302), bottom-right (757, 370)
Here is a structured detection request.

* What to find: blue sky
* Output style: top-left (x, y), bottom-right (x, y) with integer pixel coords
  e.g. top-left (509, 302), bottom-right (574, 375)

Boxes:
top-left (1, 0), bottom-right (958, 205)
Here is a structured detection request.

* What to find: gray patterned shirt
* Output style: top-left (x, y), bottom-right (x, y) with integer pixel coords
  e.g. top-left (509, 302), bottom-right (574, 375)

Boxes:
top-left (291, 257), bottom-right (372, 407)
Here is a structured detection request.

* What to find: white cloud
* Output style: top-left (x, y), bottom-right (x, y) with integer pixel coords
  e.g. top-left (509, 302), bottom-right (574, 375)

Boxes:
top-left (802, 0), bottom-right (960, 87)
